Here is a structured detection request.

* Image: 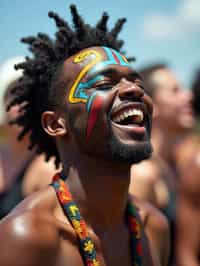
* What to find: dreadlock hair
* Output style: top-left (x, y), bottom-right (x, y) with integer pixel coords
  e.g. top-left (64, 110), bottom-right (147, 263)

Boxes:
top-left (7, 4), bottom-right (131, 167)
top-left (192, 69), bottom-right (200, 117)
top-left (139, 63), bottom-right (167, 97)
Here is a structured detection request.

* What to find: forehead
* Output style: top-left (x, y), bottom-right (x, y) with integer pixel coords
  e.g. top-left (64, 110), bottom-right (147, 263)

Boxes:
top-left (151, 69), bottom-right (179, 90)
top-left (71, 46), bottom-right (129, 64)
top-left (63, 46), bottom-right (132, 80)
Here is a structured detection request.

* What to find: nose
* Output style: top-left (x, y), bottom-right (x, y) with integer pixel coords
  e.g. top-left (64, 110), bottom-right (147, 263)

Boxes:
top-left (118, 78), bottom-right (144, 100)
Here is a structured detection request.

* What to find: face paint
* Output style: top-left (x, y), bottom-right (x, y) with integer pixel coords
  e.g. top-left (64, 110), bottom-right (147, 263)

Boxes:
top-left (68, 46), bottom-right (131, 106)
top-left (85, 48), bottom-right (131, 140)
top-left (68, 50), bottom-right (103, 104)
top-left (74, 75), bottom-right (105, 106)
top-left (89, 46), bottom-right (130, 75)
top-left (68, 47), bottom-right (131, 141)
top-left (86, 94), bottom-right (104, 141)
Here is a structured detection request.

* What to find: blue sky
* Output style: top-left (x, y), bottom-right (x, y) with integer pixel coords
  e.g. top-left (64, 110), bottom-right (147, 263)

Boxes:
top-left (0, 0), bottom-right (200, 87)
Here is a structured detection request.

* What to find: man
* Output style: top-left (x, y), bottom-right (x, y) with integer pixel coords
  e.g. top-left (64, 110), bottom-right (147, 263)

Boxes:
top-left (129, 64), bottom-right (195, 265)
top-left (0, 5), bottom-right (169, 266)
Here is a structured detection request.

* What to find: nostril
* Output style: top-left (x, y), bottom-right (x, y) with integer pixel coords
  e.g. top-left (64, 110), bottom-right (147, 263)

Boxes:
top-left (119, 85), bottom-right (144, 100)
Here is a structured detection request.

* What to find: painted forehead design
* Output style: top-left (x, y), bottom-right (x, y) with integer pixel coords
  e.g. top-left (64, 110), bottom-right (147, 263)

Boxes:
top-left (68, 46), bottom-right (131, 106)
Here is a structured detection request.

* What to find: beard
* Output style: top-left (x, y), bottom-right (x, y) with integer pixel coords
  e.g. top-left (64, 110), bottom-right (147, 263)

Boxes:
top-left (105, 129), bottom-right (153, 164)
top-left (69, 110), bottom-right (153, 165)
top-left (102, 113), bottom-right (153, 164)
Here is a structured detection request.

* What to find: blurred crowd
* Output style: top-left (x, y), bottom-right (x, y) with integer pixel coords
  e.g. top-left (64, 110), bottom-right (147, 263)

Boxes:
top-left (0, 56), bottom-right (199, 266)
top-left (0, 57), bottom-right (58, 218)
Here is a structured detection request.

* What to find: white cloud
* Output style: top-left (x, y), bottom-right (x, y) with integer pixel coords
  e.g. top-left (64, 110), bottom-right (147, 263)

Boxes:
top-left (143, 0), bottom-right (200, 40)
top-left (181, 0), bottom-right (200, 24)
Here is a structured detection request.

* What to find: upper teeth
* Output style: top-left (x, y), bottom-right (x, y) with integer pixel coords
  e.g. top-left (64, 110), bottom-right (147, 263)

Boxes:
top-left (113, 109), bottom-right (144, 123)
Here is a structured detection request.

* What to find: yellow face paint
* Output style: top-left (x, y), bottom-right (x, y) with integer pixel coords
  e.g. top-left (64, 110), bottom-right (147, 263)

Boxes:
top-left (121, 54), bottom-right (129, 64)
top-left (68, 50), bottom-right (102, 104)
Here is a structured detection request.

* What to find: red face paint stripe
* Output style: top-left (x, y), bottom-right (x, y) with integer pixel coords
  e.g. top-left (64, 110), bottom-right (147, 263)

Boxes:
top-left (111, 50), bottom-right (120, 64)
top-left (86, 96), bottom-right (104, 141)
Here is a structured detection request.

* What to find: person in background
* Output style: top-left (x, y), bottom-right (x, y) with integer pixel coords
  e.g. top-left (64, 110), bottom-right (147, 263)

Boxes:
top-left (0, 58), bottom-right (57, 218)
top-left (129, 63), bottom-right (195, 265)
top-left (176, 69), bottom-right (200, 266)
top-left (0, 5), bottom-right (169, 266)
top-left (0, 57), bottom-right (35, 218)
top-left (0, 57), bottom-right (26, 194)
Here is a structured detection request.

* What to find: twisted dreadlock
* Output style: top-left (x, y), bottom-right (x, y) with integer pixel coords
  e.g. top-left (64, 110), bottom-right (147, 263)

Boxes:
top-left (7, 4), bottom-right (132, 167)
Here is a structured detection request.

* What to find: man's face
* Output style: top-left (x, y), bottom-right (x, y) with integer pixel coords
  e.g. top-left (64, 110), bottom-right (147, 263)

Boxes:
top-left (152, 68), bottom-right (195, 132)
top-left (62, 46), bottom-right (153, 164)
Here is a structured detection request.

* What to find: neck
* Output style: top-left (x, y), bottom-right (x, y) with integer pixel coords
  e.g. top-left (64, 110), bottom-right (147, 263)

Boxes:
top-left (62, 156), bottom-right (130, 230)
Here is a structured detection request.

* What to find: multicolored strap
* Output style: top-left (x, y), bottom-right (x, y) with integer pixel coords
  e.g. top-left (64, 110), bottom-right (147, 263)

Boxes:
top-left (127, 202), bottom-right (143, 266)
top-left (51, 173), bottom-right (142, 266)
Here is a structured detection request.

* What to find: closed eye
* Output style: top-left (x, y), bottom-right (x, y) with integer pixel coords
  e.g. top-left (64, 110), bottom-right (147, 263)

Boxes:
top-left (137, 84), bottom-right (145, 91)
top-left (95, 84), bottom-right (113, 91)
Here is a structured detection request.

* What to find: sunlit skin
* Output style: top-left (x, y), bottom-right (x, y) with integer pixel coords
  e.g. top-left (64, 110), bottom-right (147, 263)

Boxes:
top-left (0, 47), bottom-right (169, 266)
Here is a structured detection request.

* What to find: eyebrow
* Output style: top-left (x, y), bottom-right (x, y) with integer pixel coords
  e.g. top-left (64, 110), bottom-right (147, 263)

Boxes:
top-left (87, 67), bottom-right (141, 81)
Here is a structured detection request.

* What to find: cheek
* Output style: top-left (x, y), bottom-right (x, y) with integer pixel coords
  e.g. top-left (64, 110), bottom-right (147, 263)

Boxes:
top-left (156, 94), bottom-right (177, 111)
top-left (155, 99), bottom-right (177, 120)
top-left (85, 92), bottom-right (105, 141)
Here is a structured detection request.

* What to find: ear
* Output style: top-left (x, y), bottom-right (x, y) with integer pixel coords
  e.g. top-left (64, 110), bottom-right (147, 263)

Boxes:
top-left (41, 111), bottom-right (67, 137)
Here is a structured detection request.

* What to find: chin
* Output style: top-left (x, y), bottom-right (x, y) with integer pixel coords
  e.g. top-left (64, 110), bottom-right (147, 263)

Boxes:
top-left (105, 134), bottom-right (153, 165)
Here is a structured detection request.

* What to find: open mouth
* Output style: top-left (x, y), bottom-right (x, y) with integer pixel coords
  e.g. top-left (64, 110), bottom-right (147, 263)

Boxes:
top-left (112, 108), bottom-right (144, 125)
top-left (111, 104), bottom-right (145, 126)
top-left (110, 104), bottom-right (147, 136)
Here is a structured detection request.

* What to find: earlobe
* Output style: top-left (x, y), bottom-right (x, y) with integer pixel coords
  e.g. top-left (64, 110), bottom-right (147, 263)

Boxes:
top-left (41, 111), bottom-right (67, 137)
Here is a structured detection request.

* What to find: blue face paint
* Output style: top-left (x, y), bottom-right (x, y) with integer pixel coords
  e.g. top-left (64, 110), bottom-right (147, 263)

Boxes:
top-left (84, 47), bottom-right (131, 111)
top-left (70, 47), bottom-right (131, 113)
top-left (74, 75), bottom-right (105, 101)
top-left (89, 47), bottom-right (131, 75)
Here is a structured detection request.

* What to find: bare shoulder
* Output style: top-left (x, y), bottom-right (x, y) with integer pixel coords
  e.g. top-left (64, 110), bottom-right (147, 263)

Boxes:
top-left (132, 196), bottom-right (170, 266)
top-left (180, 151), bottom-right (200, 195)
top-left (130, 159), bottom-right (161, 205)
top-left (136, 197), bottom-right (168, 229)
top-left (131, 158), bottom-right (161, 184)
top-left (0, 211), bottom-right (59, 266)
top-left (0, 187), bottom-right (60, 266)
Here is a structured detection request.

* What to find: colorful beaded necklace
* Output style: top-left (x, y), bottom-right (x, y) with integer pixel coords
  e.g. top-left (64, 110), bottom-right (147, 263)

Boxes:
top-left (51, 173), bottom-right (142, 266)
